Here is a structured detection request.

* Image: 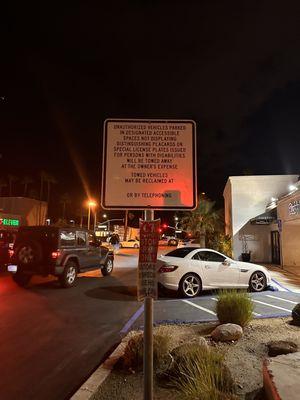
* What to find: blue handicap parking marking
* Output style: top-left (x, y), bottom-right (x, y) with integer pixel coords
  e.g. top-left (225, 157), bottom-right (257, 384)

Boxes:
top-left (127, 290), bottom-right (299, 331)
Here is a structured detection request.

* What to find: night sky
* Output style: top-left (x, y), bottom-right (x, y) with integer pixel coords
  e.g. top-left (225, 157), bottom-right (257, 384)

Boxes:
top-left (1, 1), bottom-right (300, 219)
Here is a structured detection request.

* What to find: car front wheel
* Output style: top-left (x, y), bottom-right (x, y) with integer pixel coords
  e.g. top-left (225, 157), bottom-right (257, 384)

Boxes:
top-left (180, 273), bottom-right (202, 298)
top-left (60, 261), bottom-right (78, 288)
top-left (249, 271), bottom-right (266, 292)
top-left (101, 258), bottom-right (113, 276)
top-left (134, 243), bottom-right (139, 249)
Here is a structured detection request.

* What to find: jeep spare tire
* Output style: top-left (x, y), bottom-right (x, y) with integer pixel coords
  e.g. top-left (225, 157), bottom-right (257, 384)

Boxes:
top-left (15, 241), bottom-right (43, 266)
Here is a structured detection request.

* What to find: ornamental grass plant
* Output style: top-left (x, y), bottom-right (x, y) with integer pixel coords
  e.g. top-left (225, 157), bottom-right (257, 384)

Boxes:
top-left (215, 289), bottom-right (254, 327)
top-left (171, 344), bottom-right (237, 400)
top-left (120, 327), bottom-right (171, 371)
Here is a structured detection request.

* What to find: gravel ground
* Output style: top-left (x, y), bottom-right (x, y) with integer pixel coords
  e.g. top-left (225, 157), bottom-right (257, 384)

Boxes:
top-left (93, 318), bottom-right (300, 400)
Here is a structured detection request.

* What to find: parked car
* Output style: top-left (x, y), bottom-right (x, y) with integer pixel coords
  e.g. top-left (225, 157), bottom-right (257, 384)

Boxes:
top-left (7, 226), bottom-right (114, 288)
top-left (159, 236), bottom-right (178, 246)
top-left (120, 239), bottom-right (140, 248)
top-left (100, 241), bottom-right (115, 253)
top-left (157, 247), bottom-right (271, 298)
top-left (177, 238), bottom-right (199, 248)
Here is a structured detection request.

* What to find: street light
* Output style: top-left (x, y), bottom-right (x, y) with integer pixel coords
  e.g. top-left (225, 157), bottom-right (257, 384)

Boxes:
top-left (87, 200), bottom-right (97, 230)
top-left (174, 216), bottom-right (179, 229)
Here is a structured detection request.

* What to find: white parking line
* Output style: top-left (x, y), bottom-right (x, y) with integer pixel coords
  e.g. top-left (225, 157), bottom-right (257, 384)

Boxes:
top-left (253, 299), bottom-right (291, 313)
top-left (211, 297), bottom-right (261, 316)
top-left (183, 299), bottom-right (216, 315)
top-left (265, 295), bottom-right (298, 305)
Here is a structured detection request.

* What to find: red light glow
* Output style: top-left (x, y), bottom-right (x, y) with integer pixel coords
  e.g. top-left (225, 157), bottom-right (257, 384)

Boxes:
top-left (51, 251), bottom-right (60, 259)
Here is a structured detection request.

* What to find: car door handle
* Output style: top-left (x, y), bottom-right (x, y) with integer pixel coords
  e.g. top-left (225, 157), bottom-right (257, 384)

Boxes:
top-left (205, 265), bottom-right (212, 269)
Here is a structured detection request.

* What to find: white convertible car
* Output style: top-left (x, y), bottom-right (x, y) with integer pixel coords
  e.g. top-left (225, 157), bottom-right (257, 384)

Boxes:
top-left (157, 247), bottom-right (271, 297)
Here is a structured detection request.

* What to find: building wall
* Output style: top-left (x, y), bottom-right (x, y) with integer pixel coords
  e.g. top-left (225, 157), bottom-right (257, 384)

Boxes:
top-left (278, 190), bottom-right (300, 267)
top-left (281, 223), bottom-right (300, 266)
top-left (224, 175), bottom-right (299, 262)
top-left (232, 222), bottom-right (274, 262)
top-left (0, 197), bottom-right (47, 226)
top-left (223, 179), bottom-right (232, 236)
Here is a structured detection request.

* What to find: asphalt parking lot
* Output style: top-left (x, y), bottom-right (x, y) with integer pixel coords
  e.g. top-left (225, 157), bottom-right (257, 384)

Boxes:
top-left (129, 290), bottom-right (300, 330)
top-left (1, 246), bottom-right (299, 400)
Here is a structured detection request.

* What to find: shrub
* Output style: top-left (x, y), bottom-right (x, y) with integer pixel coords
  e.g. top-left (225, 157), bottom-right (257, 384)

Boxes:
top-left (216, 290), bottom-right (254, 327)
top-left (120, 327), bottom-right (171, 370)
top-left (209, 233), bottom-right (232, 258)
top-left (171, 345), bottom-right (236, 400)
top-left (292, 303), bottom-right (300, 326)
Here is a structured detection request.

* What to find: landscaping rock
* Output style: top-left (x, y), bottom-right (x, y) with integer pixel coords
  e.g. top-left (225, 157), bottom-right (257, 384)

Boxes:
top-left (156, 338), bottom-right (208, 385)
top-left (292, 303), bottom-right (300, 326)
top-left (267, 340), bottom-right (298, 357)
top-left (171, 336), bottom-right (208, 360)
top-left (211, 323), bottom-right (243, 342)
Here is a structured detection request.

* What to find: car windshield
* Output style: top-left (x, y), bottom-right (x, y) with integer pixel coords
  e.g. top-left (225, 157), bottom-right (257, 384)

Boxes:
top-left (165, 248), bottom-right (196, 258)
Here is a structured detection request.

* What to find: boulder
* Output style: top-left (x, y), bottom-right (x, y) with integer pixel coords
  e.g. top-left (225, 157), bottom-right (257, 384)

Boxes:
top-left (211, 323), bottom-right (243, 342)
top-left (171, 337), bottom-right (208, 360)
top-left (292, 303), bottom-right (300, 326)
top-left (157, 338), bottom-right (208, 385)
top-left (267, 340), bottom-right (298, 357)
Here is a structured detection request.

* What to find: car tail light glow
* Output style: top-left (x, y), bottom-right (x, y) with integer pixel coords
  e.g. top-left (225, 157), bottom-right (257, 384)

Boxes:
top-left (8, 249), bottom-right (14, 258)
top-left (51, 251), bottom-right (60, 259)
top-left (159, 264), bottom-right (178, 273)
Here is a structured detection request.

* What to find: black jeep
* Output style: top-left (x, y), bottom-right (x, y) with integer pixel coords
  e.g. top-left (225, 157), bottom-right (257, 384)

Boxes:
top-left (8, 226), bottom-right (114, 288)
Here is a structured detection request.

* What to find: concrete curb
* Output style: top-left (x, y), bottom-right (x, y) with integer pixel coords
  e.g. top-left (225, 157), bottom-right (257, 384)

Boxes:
top-left (71, 337), bottom-right (129, 400)
top-left (263, 359), bottom-right (281, 400)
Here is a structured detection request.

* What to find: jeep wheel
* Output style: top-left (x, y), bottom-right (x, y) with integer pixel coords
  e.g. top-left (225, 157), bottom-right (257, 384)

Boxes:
top-left (60, 261), bottom-right (78, 288)
top-left (101, 258), bottom-right (113, 276)
top-left (15, 241), bottom-right (42, 267)
top-left (13, 272), bottom-right (32, 287)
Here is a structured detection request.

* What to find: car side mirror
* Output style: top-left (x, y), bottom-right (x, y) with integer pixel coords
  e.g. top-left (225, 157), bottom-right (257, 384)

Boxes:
top-left (222, 259), bottom-right (231, 266)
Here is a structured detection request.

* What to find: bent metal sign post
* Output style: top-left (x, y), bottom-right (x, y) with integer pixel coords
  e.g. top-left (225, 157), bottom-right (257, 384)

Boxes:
top-left (101, 118), bottom-right (197, 400)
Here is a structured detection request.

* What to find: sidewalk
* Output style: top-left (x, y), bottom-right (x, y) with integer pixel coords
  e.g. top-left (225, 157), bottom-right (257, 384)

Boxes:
top-left (264, 264), bottom-right (300, 293)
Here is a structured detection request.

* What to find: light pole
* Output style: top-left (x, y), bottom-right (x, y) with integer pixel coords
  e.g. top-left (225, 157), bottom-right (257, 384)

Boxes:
top-left (103, 213), bottom-right (109, 233)
top-left (87, 200), bottom-right (97, 230)
top-left (174, 216), bottom-right (179, 229)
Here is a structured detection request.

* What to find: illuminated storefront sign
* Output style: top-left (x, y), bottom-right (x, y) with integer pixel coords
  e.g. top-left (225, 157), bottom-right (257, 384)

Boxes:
top-left (0, 218), bottom-right (20, 227)
top-left (288, 199), bottom-right (300, 216)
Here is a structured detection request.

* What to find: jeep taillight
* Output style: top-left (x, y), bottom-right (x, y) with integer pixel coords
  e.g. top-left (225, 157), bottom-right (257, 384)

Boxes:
top-left (51, 251), bottom-right (60, 259)
top-left (159, 265), bottom-right (178, 273)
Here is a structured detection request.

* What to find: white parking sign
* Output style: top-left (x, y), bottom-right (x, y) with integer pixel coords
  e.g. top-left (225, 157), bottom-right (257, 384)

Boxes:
top-left (101, 119), bottom-right (197, 210)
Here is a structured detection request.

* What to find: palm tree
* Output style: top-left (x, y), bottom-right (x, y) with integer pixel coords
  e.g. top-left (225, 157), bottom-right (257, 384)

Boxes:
top-left (39, 170), bottom-right (48, 200)
top-left (7, 174), bottom-right (18, 196)
top-left (0, 178), bottom-right (7, 196)
top-left (60, 193), bottom-right (71, 221)
top-left (181, 197), bottom-right (220, 247)
top-left (44, 173), bottom-right (57, 204)
top-left (21, 176), bottom-right (34, 197)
